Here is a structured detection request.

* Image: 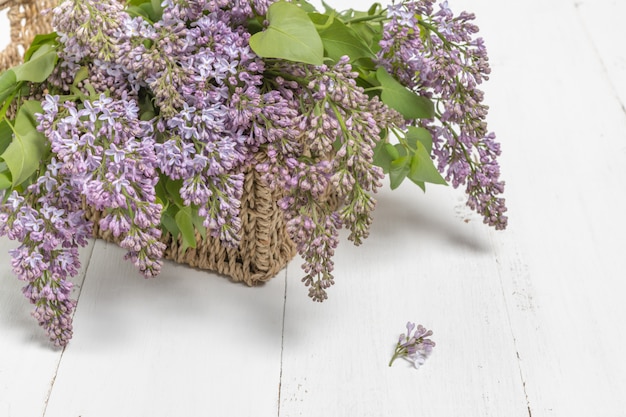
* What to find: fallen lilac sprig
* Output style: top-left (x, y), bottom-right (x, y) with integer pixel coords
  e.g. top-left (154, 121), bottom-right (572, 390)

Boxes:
top-left (389, 322), bottom-right (436, 369)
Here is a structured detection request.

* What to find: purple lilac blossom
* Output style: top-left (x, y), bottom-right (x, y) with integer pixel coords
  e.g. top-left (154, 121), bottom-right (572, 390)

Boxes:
top-left (146, 4), bottom-right (267, 245)
top-left (257, 58), bottom-right (402, 301)
top-left (38, 93), bottom-right (166, 277)
top-left (389, 322), bottom-right (436, 368)
top-left (0, 159), bottom-right (91, 347)
top-left (377, 0), bottom-right (507, 230)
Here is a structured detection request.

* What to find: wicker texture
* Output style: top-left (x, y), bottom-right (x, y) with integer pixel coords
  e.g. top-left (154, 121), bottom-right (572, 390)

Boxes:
top-left (0, 0), bottom-right (55, 69)
top-left (0, 0), bottom-right (297, 284)
top-left (85, 162), bottom-right (296, 285)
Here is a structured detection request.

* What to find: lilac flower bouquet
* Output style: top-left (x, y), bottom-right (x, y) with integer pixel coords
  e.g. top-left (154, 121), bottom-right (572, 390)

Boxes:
top-left (0, 0), bottom-right (506, 346)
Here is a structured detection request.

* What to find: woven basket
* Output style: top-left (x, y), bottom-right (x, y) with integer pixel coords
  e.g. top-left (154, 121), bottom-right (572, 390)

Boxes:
top-left (0, 0), bottom-right (297, 285)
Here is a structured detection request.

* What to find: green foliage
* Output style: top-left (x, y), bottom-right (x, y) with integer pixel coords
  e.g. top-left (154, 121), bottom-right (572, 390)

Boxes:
top-left (126, 0), bottom-right (164, 22)
top-left (309, 13), bottom-right (375, 64)
top-left (0, 101), bottom-right (48, 187)
top-left (175, 206), bottom-right (196, 251)
top-left (407, 142), bottom-right (447, 190)
top-left (23, 33), bottom-right (59, 62)
top-left (0, 164), bottom-right (11, 189)
top-left (13, 44), bottom-right (59, 83)
top-left (249, 1), bottom-right (324, 65)
top-left (376, 67), bottom-right (434, 119)
top-left (0, 69), bottom-right (18, 104)
top-left (405, 126), bottom-right (433, 153)
top-left (291, 0), bottom-right (317, 12)
top-left (373, 127), bottom-right (446, 191)
top-left (160, 206), bottom-right (180, 238)
top-left (158, 177), bottom-right (208, 250)
top-left (0, 120), bottom-right (11, 155)
top-left (389, 154), bottom-right (410, 190)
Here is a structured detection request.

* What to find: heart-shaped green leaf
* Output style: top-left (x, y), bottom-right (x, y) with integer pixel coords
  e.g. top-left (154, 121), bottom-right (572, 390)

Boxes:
top-left (249, 1), bottom-right (324, 66)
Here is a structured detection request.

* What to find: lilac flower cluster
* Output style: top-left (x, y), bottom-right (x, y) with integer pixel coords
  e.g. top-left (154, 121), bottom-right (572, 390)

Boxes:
top-left (3, 0), bottom-right (293, 344)
top-left (50, 0), bottom-right (129, 92)
top-left (389, 322), bottom-right (436, 369)
top-left (377, 0), bottom-right (507, 229)
top-left (0, 161), bottom-right (91, 346)
top-left (258, 58), bottom-right (402, 301)
top-left (1, 0), bottom-right (506, 344)
top-left (38, 93), bottom-right (166, 277)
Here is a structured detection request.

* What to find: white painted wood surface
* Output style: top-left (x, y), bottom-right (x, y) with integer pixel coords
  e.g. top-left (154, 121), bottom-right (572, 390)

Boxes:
top-left (1, 0), bottom-right (626, 416)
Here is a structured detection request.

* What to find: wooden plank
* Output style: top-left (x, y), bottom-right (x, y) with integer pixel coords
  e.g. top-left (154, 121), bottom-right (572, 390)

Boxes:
top-left (279, 185), bottom-right (528, 417)
top-left (43, 240), bottom-right (286, 417)
top-left (467, 0), bottom-right (626, 415)
top-left (0, 236), bottom-right (94, 417)
top-left (277, 1), bottom-right (526, 416)
top-left (575, 0), bottom-right (626, 111)
top-left (280, 0), bottom-right (626, 416)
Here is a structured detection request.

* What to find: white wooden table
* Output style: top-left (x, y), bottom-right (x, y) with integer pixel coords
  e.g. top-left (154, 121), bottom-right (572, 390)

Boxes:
top-left (1, 0), bottom-right (625, 416)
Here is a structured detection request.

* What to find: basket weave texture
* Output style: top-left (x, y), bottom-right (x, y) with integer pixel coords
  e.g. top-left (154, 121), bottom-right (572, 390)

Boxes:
top-left (0, 0), bottom-right (297, 285)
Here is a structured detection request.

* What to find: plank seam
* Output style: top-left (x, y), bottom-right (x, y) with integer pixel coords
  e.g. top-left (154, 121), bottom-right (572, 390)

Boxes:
top-left (491, 235), bottom-right (533, 417)
top-left (276, 267), bottom-right (288, 417)
top-left (41, 240), bottom-right (97, 417)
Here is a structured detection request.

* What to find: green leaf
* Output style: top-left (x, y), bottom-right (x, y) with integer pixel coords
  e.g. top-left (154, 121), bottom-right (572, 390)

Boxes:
top-left (139, 92), bottom-right (156, 121)
top-left (367, 2), bottom-right (383, 15)
top-left (405, 126), bottom-right (433, 153)
top-left (291, 0), bottom-right (317, 12)
top-left (15, 100), bottom-right (44, 131)
top-left (1, 102), bottom-right (48, 186)
top-left (407, 142), bottom-right (447, 187)
top-left (249, 1), bottom-right (324, 65)
top-left (151, 0), bottom-right (164, 18)
top-left (376, 67), bottom-right (434, 120)
top-left (125, 0), bottom-right (163, 22)
top-left (165, 177), bottom-right (184, 207)
top-left (309, 13), bottom-right (375, 63)
top-left (0, 70), bottom-right (18, 104)
top-left (161, 207), bottom-right (181, 239)
top-left (389, 155), bottom-right (410, 190)
top-left (12, 44), bottom-right (58, 83)
top-left (72, 66), bottom-right (89, 87)
top-left (155, 177), bottom-right (168, 208)
top-left (0, 120), bottom-right (12, 155)
top-left (349, 21), bottom-right (382, 52)
top-left (126, 5), bottom-right (151, 20)
top-left (192, 210), bottom-right (207, 240)
top-left (23, 32), bottom-right (58, 62)
top-left (373, 140), bottom-right (392, 173)
top-left (175, 206), bottom-right (196, 251)
top-left (0, 166), bottom-right (11, 190)
top-left (374, 140), bottom-right (407, 174)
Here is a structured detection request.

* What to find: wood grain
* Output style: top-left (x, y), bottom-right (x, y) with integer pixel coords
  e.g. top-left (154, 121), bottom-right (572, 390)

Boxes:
top-left (0, 238), bottom-right (94, 417)
top-left (42, 241), bottom-right (286, 417)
